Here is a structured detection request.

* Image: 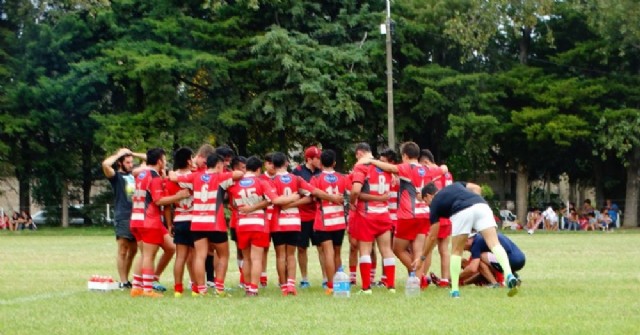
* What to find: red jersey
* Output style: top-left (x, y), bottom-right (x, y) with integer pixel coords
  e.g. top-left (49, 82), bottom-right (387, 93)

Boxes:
top-left (227, 174), bottom-right (277, 233)
top-left (292, 164), bottom-right (321, 222)
top-left (434, 171), bottom-right (454, 190)
top-left (130, 169), bottom-right (164, 229)
top-left (271, 172), bottom-right (315, 232)
top-left (396, 163), bottom-right (444, 220)
top-left (164, 170), bottom-right (193, 222)
top-left (311, 171), bottom-right (350, 231)
top-left (351, 164), bottom-right (392, 221)
top-left (176, 171), bottom-right (234, 232)
top-left (259, 173), bottom-right (276, 225)
top-left (388, 175), bottom-right (399, 223)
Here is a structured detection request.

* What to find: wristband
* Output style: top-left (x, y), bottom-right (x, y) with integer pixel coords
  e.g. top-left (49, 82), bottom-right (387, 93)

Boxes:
top-left (420, 255), bottom-right (426, 261)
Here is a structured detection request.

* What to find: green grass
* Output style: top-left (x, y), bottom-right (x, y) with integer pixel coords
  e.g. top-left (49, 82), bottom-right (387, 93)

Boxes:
top-left (1, 229), bottom-right (639, 334)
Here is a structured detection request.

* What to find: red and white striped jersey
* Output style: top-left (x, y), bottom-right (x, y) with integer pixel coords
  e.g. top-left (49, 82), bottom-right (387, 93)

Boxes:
top-left (311, 171), bottom-right (350, 231)
top-left (176, 171), bottom-right (234, 232)
top-left (397, 163), bottom-right (445, 220)
top-left (271, 172), bottom-right (315, 232)
top-left (351, 164), bottom-right (392, 222)
top-left (434, 171), bottom-right (454, 190)
top-left (388, 174), bottom-right (399, 224)
top-left (164, 170), bottom-right (193, 222)
top-left (227, 174), bottom-right (277, 233)
top-left (130, 168), bottom-right (164, 229)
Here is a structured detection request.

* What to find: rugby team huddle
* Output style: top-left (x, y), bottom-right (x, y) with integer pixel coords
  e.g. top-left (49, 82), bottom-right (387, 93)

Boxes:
top-left (103, 140), bottom-right (522, 299)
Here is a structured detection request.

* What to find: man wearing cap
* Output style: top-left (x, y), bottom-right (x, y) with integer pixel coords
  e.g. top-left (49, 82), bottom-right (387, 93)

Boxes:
top-left (292, 145), bottom-right (324, 288)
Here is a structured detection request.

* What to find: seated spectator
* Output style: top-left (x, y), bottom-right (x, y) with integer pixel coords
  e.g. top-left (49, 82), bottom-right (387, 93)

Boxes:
top-left (11, 212), bottom-right (20, 231)
top-left (581, 199), bottom-right (595, 220)
top-left (598, 208), bottom-right (612, 231)
top-left (585, 212), bottom-right (598, 231)
top-left (526, 208), bottom-right (541, 235)
top-left (565, 209), bottom-right (580, 231)
top-left (541, 205), bottom-right (559, 231)
top-left (17, 211), bottom-right (34, 230)
top-left (0, 213), bottom-right (8, 230)
top-left (604, 199), bottom-right (620, 229)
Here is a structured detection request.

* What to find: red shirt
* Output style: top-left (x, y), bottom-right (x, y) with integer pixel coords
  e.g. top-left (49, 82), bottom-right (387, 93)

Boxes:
top-left (434, 171), bottom-right (454, 190)
top-left (351, 164), bottom-right (392, 221)
top-left (292, 164), bottom-right (321, 222)
top-left (130, 169), bottom-right (164, 229)
top-left (396, 163), bottom-right (444, 220)
top-left (311, 171), bottom-right (350, 231)
top-left (388, 175), bottom-right (399, 223)
top-left (176, 171), bottom-right (234, 232)
top-left (227, 174), bottom-right (277, 233)
top-left (164, 170), bottom-right (194, 222)
top-left (271, 172), bottom-right (315, 232)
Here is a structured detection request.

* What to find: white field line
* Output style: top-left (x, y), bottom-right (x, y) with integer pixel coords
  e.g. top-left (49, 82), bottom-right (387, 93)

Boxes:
top-left (0, 290), bottom-right (83, 305)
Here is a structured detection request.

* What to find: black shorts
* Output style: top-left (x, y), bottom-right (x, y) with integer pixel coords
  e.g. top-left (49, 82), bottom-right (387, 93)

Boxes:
top-left (114, 219), bottom-right (135, 242)
top-left (272, 231), bottom-right (299, 247)
top-left (191, 231), bottom-right (229, 244)
top-left (230, 227), bottom-right (237, 242)
top-left (297, 221), bottom-right (317, 248)
top-left (173, 221), bottom-right (194, 247)
top-left (313, 229), bottom-right (346, 246)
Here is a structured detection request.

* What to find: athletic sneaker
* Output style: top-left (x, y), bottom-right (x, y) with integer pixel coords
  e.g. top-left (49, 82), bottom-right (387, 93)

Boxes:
top-left (322, 281), bottom-right (328, 289)
top-left (206, 281), bottom-right (215, 288)
top-left (374, 281), bottom-right (387, 288)
top-left (507, 274), bottom-right (519, 297)
top-left (420, 276), bottom-right (430, 290)
top-left (387, 288), bottom-right (396, 294)
top-left (143, 291), bottom-right (163, 298)
top-left (130, 288), bottom-right (143, 297)
top-left (357, 289), bottom-right (372, 295)
top-left (527, 229), bottom-right (534, 235)
top-left (152, 281), bottom-right (167, 292)
top-left (191, 291), bottom-right (201, 297)
top-left (260, 281), bottom-right (268, 288)
top-left (119, 281), bottom-right (132, 289)
top-left (429, 272), bottom-right (441, 286)
top-left (325, 288), bottom-right (333, 296)
top-left (438, 279), bottom-right (450, 288)
top-left (215, 290), bottom-right (232, 298)
top-left (486, 283), bottom-right (501, 289)
top-left (174, 292), bottom-right (183, 298)
top-left (450, 290), bottom-right (460, 298)
top-left (287, 286), bottom-right (298, 296)
top-left (246, 291), bottom-right (258, 297)
top-left (300, 280), bottom-right (311, 288)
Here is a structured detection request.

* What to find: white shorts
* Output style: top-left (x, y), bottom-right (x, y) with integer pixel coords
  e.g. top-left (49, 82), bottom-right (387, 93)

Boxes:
top-left (450, 203), bottom-right (497, 237)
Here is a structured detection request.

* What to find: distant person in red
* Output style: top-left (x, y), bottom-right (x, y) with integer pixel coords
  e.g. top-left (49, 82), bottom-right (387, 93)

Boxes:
top-left (269, 152), bottom-right (342, 296)
top-left (309, 150), bottom-right (351, 294)
top-left (350, 143), bottom-right (396, 295)
top-left (129, 148), bottom-right (188, 298)
top-left (292, 146), bottom-right (324, 288)
top-left (227, 156), bottom-right (278, 296)
top-left (419, 149), bottom-right (452, 288)
top-left (258, 153), bottom-right (278, 287)
top-left (364, 142), bottom-right (447, 289)
top-left (163, 147), bottom-right (197, 297)
top-left (169, 153), bottom-right (243, 297)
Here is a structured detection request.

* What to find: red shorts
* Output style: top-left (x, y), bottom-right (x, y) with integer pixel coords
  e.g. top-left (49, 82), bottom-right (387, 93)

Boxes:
top-left (352, 214), bottom-right (392, 242)
top-left (132, 226), bottom-right (168, 245)
top-left (438, 218), bottom-right (452, 239)
top-left (347, 212), bottom-right (357, 235)
top-left (237, 231), bottom-right (270, 249)
top-left (395, 218), bottom-right (429, 241)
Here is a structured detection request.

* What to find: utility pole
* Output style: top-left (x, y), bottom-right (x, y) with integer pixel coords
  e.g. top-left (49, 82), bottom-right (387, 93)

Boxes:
top-left (385, 0), bottom-right (395, 150)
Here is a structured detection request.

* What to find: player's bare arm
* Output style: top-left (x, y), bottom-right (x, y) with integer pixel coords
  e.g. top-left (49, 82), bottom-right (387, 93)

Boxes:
top-left (369, 159), bottom-right (399, 174)
top-left (155, 189), bottom-right (190, 206)
top-left (272, 193), bottom-right (301, 206)
top-left (101, 148), bottom-right (131, 178)
top-left (466, 182), bottom-right (482, 195)
top-left (412, 223), bottom-right (440, 270)
top-left (239, 200), bottom-right (270, 214)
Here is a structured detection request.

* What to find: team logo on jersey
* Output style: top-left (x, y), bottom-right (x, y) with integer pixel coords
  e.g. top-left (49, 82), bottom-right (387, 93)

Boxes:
top-left (418, 167), bottom-right (426, 177)
top-left (279, 174), bottom-right (292, 184)
top-left (239, 178), bottom-right (255, 187)
top-left (138, 171), bottom-right (147, 179)
top-left (324, 174), bottom-right (338, 183)
top-left (201, 174), bottom-right (211, 183)
top-left (375, 167), bottom-right (383, 173)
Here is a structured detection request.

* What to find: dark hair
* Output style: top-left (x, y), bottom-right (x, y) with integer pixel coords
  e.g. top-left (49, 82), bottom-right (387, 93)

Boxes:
top-left (206, 153), bottom-right (222, 168)
top-left (246, 156), bottom-right (263, 171)
top-left (419, 149), bottom-right (434, 163)
top-left (272, 152), bottom-right (287, 168)
top-left (231, 156), bottom-right (247, 170)
top-left (400, 142), bottom-right (420, 159)
top-left (355, 142), bottom-right (371, 153)
top-left (264, 152), bottom-right (274, 163)
top-left (379, 149), bottom-right (397, 163)
top-left (422, 182), bottom-right (438, 197)
top-left (173, 147), bottom-right (193, 170)
top-left (216, 145), bottom-right (235, 159)
top-left (146, 148), bottom-right (165, 165)
top-left (117, 153), bottom-right (133, 166)
top-left (320, 149), bottom-right (336, 168)
top-left (584, 199), bottom-right (591, 205)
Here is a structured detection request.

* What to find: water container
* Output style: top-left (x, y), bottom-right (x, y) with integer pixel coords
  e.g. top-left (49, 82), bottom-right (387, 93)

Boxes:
top-left (405, 272), bottom-right (420, 297)
top-left (333, 266), bottom-right (351, 298)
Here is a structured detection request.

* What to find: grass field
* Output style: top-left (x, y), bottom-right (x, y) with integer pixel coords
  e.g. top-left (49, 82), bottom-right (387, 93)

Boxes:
top-left (1, 228), bottom-right (639, 335)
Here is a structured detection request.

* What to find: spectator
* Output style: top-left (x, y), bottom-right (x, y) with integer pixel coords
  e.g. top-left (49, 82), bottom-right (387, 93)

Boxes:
top-left (11, 212), bottom-right (20, 231)
top-left (0, 212), bottom-right (9, 230)
top-left (585, 212), bottom-right (598, 231)
top-left (604, 199), bottom-right (621, 229)
top-left (565, 209), bottom-right (580, 231)
top-left (598, 208), bottom-right (612, 231)
top-left (526, 208), bottom-right (541, 235)
top-left (581, 199), bottom-right (595, 219)
top-left (540, 206), bottom-right (559, 231)
top-left (17, 210), bottom-right (34, 230)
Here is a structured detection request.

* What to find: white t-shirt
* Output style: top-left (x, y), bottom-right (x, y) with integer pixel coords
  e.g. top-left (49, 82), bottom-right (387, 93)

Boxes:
top-left (542, 207), bottom-right (558, 223)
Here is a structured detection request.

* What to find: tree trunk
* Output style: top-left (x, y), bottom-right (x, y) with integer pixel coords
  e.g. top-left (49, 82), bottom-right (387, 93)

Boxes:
top-left (623, 147), bottom-right (640, 228)
top-left (62, 181), bottom-right (69, 228)
top-left (82, 143), bottom-right (93, 206)
top-left (519, 27), bottom-right (531, 65)
top-left (593, 159), bottom-right (604, 208)
top-left (516, 162), bottom-right (528, 225)
top-left (18, 174), bottom-right (30, 214)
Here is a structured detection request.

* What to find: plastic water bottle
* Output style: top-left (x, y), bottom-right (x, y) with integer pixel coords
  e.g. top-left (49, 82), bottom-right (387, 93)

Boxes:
top-left (405, 272), bottom-right (420, 297)
top-left (333, 266), bottom-right (351, 298)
